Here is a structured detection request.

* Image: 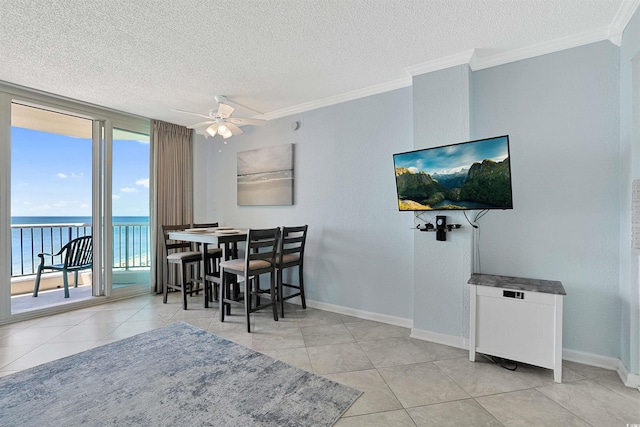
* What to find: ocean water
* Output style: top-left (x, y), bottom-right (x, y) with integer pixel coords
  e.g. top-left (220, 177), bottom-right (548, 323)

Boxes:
top-left (11, 216), bottom-right (149, 225)
top-left (11, 216), bottom-right (150, 276)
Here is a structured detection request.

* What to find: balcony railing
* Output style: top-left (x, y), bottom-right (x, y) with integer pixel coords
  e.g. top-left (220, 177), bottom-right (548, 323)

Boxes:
top-left (11, 222), bottom-right (151, 277)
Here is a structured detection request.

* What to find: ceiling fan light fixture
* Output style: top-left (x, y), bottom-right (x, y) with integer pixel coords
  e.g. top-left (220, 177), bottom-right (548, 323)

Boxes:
top-left (205, 124), bottom-right (218, 137)
top-left (221, 129), bottom-right (233, 139)
top-left (217, 124), bottom-right (229, 135)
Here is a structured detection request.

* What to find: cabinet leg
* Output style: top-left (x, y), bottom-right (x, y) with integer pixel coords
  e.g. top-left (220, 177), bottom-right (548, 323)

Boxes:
top-left (554, 366), bottom-right (562, 383)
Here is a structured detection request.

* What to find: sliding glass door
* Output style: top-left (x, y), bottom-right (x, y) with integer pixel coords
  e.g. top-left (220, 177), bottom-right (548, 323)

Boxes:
top-left (10, 103), bottom-right (94, 313)
top-left (110, 128), bottom-right (150, 292)
top-left (0, 87), bottom-right (150, 321)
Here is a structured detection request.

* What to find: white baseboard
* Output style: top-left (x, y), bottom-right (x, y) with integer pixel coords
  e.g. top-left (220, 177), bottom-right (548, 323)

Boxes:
top-left (306, 299), bottom-right (640, 389)
top-left (410, 327), bottom-right (469, 350)
top-left (563, 348), bottom-right (640, 388)
top-left (562, 348), bottom-right (620, 370)
top-left (617, 360), bottom-right (640, 389)
top-left (305, 299), bottom-right (413, 328)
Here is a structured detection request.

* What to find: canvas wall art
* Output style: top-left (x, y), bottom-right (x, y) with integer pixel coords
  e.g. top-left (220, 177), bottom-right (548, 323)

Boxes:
top-left (237, 143), bottom-right (294, 206)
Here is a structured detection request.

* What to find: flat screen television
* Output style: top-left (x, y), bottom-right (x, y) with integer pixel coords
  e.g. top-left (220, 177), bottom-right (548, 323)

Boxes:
top-left (393, 135), bottom-right (513, 211)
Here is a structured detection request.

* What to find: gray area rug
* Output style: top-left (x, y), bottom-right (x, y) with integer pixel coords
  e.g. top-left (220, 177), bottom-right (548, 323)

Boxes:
top-left (0, 322), bottom-right (361, 426)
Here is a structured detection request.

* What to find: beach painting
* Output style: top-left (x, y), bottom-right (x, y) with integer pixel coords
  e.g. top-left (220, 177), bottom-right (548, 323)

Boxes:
top-left (237, 143), bottom-right (294, 206)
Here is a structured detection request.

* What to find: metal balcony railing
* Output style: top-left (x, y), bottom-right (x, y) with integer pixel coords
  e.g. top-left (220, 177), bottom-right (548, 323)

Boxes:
top-left (10, 222), bottom-right (151, 277)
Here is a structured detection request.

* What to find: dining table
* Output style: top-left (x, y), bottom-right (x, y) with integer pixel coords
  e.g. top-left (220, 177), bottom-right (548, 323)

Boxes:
top-left (168, 227), bottom-right (248, 308)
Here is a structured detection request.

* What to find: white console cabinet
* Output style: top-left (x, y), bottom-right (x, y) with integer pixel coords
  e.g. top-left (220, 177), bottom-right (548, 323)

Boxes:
top-left (468, 274), bottom-right (566, 383)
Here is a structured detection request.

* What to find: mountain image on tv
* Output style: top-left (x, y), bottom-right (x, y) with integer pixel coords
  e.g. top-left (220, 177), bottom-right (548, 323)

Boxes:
top-left (393, 136), bottom-right (513, 211)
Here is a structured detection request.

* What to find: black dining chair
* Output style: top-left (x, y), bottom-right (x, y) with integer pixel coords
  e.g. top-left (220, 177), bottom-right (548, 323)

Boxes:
top-left (161, 224), bottom-right (202, 310)
top-left (191, 222), bottom-right (223, 301)
top-left (219, 227), bottom-right (280, 333)
top-left (276, 225), bottom-right (308, 317)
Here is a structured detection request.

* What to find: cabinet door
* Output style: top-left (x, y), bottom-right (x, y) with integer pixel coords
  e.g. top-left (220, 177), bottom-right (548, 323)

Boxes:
top-left (476, 286), bottom-right (556, 369)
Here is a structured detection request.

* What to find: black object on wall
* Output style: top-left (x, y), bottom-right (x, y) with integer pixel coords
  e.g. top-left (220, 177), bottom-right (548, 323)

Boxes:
top-left (417, 215), bottom-right (462, 241)
top-left (436, 215), bottom-right (447, 241)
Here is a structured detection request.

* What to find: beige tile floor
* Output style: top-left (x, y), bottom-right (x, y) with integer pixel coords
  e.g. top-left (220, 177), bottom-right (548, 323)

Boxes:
top-left (1, 293), bottom-right (639, 426)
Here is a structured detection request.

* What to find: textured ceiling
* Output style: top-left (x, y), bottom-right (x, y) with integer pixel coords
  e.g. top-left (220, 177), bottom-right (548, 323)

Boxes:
top-left (0, 0), bottom-right (637, 128)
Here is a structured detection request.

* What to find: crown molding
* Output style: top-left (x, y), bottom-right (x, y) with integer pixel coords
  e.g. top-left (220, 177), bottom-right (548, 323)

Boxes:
top-left (259, 77), bottom-right (412, 121)
top-left (405, 49), bottom-right (475, 76)
top-left (470, 26), bottom-right (612, 71)
top-left (609, 0), bottom-right (640, 45)
top-left (260, 1), bottom-right (640, 120)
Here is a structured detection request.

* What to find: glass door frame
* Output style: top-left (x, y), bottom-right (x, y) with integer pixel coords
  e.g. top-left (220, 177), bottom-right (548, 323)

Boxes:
top-left (0, 83), bottom-right (149, 323)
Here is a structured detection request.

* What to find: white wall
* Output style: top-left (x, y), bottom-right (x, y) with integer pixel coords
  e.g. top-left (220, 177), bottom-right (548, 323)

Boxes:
top-left (619, 6), bottom-right (640, 375)
top-left (196, 88), bottom-right (415, 321)
top-left (197, 39), bottom-right (631, 367)
top-left (412, 65), bottom-right (473, 341)
top-left (472, 41), bottom-right (621, 358)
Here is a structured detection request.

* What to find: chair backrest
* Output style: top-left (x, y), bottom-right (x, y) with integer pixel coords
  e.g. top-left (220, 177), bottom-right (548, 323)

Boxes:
top-left (191, 222), bottom-right (219, 229)
top-left (278, 225), bottom-right (308, 266)
top-left (245, 227), bottom-right (280, 274)
top-left (161, 224), bottom-right (193, 253)
top-left (62, 236), bottom-right (93, 268)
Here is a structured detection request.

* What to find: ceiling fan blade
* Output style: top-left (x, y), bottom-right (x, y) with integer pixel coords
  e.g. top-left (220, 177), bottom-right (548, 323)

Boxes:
top-left (172, 109), bottom-right (214, 120)
top-left (187, 120), bottom-right (215, 129)
top-left (217, 103), bottom-right (235, 118)
top-left (225, 122), bottom-right (244, 136)
top-left (228, 117), bottom-right (267, 127)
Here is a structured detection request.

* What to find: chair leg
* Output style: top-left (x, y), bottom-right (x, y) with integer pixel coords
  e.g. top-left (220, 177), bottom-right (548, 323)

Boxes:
top-left (33, 266), bottom-right (44, 297)
top-left (255, 275), bottom-right (261, 308)
top-left (180, 263), bottom-right (188, 310)
top-left (220, 269), bottom-right (227, 322)
top-left (270, 272), bottom-right (279, 322)
top-left (73, 270), bottom-right (79, 288)
top-left (299, 266), bottom-right (306, 309)
top-left (244, 277), bottom-right (252, 333)
top-left (212, 257), bottom-right (220, 301)
top-left (277, 268), bottom-right (285, 317)
top-left (163, 262), bottom-right (169, 304)
top-left (193, 263), bottom-right (201, 296)
top-left (63, 269), bottom-right (70, 298)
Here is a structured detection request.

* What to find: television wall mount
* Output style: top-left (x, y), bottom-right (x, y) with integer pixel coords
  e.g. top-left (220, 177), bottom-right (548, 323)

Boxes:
top-left (417, 215), bottom-right (462, 241)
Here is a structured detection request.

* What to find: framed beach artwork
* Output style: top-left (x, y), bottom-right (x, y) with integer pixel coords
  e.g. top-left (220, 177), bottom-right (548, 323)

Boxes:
top-left (237, 143), bottom-right (294, 206)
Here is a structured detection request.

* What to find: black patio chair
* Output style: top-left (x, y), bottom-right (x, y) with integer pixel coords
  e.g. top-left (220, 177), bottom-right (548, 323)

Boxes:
top-left (33, 235), bottom-right (93, 298)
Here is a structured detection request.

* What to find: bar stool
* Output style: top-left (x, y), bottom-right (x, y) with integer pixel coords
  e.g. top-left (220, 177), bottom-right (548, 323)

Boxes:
top-left (276, 225), bottom-right (308, 317)
top-left (191, 222), bottom-right (224, 301)
top-left (219, 227), bottom-right (280, 333)
top-left (161, 224), bottom-right (202, 310)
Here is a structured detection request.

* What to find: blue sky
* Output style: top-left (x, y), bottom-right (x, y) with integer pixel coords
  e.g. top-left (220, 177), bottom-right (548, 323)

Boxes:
top-left (393, 136), bottom-right (509, 175)
top-left (11, 127), bottom-right (149, 217)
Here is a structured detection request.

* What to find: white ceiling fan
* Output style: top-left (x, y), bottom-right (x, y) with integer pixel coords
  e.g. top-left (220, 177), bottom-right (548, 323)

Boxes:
top-left (173, 95), bottom-right (266, 139)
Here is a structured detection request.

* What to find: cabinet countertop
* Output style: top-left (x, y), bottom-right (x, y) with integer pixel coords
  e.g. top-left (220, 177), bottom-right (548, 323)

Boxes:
top-left (468, 273), bottom-right (566, 295)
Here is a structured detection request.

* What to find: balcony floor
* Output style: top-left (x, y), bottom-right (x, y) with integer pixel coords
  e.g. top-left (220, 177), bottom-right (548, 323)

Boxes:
top-left (11, 285), bottom-right (94, 314)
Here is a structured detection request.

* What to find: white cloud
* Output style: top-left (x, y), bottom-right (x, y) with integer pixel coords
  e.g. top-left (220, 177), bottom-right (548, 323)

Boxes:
top-left (112, 194), bottom-right (121, 199)
top-left (80, 203), bottom-right (90, 209)
top-left (57, 173), bottom-right (67, 178)
top-left (71, 172), bottom-right (84, 178)
top-left (120, 187), bottom-right (138, 193)
top-left (136, 178), bottom-right (149, 188)
top-left (52, 201), bottom-right (66, 207)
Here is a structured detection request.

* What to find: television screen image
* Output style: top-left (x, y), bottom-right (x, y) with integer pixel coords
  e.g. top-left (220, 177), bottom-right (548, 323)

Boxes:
top-left (393, 135), bottom-right (513, 211)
